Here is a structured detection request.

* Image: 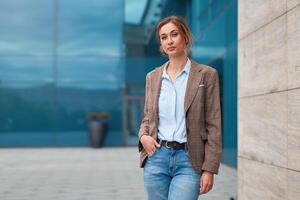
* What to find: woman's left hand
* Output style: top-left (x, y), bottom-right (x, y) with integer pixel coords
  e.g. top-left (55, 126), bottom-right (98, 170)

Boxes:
top-left (199, 171), bottom-right (214, 195)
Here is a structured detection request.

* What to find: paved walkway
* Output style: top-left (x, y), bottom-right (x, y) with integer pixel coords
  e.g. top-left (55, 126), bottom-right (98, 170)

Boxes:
top-left (0, 147), bottom-right (237, 200)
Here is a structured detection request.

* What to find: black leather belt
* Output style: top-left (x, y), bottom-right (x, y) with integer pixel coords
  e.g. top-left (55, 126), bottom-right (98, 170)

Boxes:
top-left (157, 139), bottom-right (187, 150)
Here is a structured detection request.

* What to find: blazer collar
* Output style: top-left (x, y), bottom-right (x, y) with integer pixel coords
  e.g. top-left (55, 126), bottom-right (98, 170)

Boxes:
top-left (162, 58), bottom-right (192, 79)
top-left (151, 59), bottom-right (204, 114)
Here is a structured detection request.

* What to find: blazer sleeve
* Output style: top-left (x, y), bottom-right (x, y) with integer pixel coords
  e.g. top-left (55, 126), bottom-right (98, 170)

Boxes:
top-left (202, 70), bottom-right (223, 174)
top-left (138, 73), bottom-right (150, 152)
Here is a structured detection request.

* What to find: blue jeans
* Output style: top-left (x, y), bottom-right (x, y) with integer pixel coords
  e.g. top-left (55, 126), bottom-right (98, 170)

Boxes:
top-left (143, 146), bottom-right (201, 200)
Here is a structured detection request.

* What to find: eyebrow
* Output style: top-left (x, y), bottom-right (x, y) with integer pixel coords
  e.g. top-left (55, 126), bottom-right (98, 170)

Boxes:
top-left (160, 29), bottom-right (179, 36)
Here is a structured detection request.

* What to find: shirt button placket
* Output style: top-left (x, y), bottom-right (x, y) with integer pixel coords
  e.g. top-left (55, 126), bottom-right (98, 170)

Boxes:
top-left (172, 84), bottom-right (176, 140)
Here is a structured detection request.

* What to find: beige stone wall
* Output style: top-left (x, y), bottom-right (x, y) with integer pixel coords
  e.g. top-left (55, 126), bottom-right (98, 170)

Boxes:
top-left (238, 1), bottom-right (300, 199)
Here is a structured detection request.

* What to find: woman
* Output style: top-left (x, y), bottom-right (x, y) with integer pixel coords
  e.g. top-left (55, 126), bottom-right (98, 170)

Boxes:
top-left (138, 16), bottom-right (222, 200)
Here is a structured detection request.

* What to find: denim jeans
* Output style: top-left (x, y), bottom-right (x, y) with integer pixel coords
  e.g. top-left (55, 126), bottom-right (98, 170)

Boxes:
top-left (143, 146), bottom-right (201, 200)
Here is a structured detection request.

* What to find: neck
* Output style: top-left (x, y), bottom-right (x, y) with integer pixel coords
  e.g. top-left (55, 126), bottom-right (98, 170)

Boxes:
top-left (168, 53), bottom-right (188, 72)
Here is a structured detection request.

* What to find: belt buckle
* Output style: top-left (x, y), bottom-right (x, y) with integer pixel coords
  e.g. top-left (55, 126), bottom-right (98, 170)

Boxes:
top-left (165, 141), bottom-right (171, 148)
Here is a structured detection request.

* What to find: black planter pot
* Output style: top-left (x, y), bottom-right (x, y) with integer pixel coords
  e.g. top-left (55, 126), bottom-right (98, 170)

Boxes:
top-left (88, 121), bottom-right (108, 148)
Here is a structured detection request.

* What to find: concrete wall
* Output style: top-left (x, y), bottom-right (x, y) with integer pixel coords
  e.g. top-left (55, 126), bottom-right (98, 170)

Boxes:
top-left (238, 0), bottom-right (300, 199)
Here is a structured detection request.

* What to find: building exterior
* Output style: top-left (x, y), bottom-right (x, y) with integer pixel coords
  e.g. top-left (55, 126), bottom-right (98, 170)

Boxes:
top-left (0, 0), bottom-right (237, 168)
top-left (0, 0), bottom-right (125, 146)
top-left (1, 0), bottom-right (300, 199)
top-left (238, 0), bottom-right (300, 199)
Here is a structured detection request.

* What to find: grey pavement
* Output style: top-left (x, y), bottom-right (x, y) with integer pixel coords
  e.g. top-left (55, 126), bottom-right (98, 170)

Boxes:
top-left (0, 147), bottom-right (237, 200)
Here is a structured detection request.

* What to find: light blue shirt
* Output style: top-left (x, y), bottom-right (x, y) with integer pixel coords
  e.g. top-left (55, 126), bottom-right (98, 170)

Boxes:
top-left (157, 58), bottom-right (191, 143)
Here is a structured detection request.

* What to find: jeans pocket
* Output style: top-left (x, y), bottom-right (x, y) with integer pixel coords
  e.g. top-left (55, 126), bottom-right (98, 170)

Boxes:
top-left (183, 149), bottom-right (193, 165)
top-left (148, 147), bottom-right (159, 158)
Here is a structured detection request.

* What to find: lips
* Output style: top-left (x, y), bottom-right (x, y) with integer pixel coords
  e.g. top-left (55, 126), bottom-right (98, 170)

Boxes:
top-left (167, 47), bottom-right (176, 51)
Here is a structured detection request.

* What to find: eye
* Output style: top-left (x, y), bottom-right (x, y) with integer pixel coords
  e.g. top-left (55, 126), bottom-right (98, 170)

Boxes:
top-left (161, 36), bottom-right (167, 40)
top-left (171, 32), bottom-right (178, 37)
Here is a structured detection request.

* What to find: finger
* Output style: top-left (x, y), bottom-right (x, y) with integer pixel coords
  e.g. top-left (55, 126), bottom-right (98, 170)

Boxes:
top-left (145, 147), bottom-right (152, 155)
top-left (148, 147), bottom-right (154, 155)
top-left (206, 184), bottom-right (212, 193)
top-left (144, 141), bottom-right (155, 154)
top-left (200, 178), bottom-right (204, 194)
top-left (200, 178), bottom-right (203, 194)
top-left (204, 184), bottom-right (210, 194)
top-left (201, 183), bottom-right (208, 194)
top-left (148, 147), bottom-right (156, 156)
top-left (204, 183), bottom-right (212, 194)
top-left (207, 184), bottom-right (212, 193)
top-left (150, 147), bottom-right (155, 155)
top-left (145, 149), bottom-right (151, 155)
top-left (152, 138), bottom-right (161, 147)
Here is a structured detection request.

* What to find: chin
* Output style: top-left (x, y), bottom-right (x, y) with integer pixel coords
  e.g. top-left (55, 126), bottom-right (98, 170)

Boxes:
top-left (168, 51), bottom-right (183, 57)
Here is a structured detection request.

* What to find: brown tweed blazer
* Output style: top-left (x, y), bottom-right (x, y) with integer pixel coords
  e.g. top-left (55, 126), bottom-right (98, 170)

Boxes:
top-left (138, 59), bottom-right (222, 174)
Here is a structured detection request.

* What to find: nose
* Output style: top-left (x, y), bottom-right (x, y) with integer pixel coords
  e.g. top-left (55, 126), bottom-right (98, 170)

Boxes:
top-left (167, 37), bottom-right (173, 45)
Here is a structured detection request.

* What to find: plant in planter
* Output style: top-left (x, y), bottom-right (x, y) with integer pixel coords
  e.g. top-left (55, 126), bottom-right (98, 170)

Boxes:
top-left (86, 112), bottom-right (111, 148)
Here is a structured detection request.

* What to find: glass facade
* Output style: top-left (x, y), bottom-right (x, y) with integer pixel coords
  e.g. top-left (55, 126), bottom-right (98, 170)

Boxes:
top-left (0, 0), bottom-right (237, 167)
top-left (190, 0), bottom-right (238, 167)
top-left (0, 0), bottom-right (124, 146)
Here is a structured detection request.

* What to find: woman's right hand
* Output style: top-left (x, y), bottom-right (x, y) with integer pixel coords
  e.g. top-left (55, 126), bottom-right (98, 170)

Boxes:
top-left (140, 135), bottom-right (161, 156)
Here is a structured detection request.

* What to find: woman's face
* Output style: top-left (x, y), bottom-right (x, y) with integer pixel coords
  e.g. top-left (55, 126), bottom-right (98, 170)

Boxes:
top-left (159, 22), bottom-right (187, 57)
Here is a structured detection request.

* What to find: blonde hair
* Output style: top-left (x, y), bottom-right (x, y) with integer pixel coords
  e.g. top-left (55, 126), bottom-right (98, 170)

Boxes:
top-left (156, 16), bottom-right (193, 55)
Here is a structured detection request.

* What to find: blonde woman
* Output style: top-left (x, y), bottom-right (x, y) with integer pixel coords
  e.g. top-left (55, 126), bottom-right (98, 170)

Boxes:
top-left (138, 16), bottom-right (222, 200)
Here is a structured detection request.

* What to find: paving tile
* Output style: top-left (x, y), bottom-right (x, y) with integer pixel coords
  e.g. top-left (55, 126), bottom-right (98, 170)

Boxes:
top-left (0, 147), bottom-right (237, 200)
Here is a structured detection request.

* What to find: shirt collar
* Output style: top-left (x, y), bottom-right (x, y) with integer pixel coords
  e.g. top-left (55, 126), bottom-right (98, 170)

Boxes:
top-left (162, 58), bottom-right (191, 79)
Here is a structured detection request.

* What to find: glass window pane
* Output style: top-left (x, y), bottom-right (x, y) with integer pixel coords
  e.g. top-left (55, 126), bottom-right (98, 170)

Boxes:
top-left (0, 0), bottom-right (54, 56)
top-left (58, 0), bottom-right (123, 56)
top-left (0, 56), bottom-right (54, 82)
top-left (57, 56), bottom-right (123, 86)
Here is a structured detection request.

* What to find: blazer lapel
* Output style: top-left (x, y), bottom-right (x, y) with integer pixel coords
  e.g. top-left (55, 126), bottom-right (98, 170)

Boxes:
top-left (150, 60), bottom-right (203, 115)
top-left (184, 60), bottom-right (204, 113)
top-left (151, 64), bottom-right (164, 116)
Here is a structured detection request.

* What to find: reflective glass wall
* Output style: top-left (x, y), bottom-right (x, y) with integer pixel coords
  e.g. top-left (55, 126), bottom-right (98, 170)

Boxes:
top-left (0, 0), bottom-right (124, 146)
top-left (0, 0), bottom-right (237, 167)
top-left (189, 0), bottom-right (238, 167)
